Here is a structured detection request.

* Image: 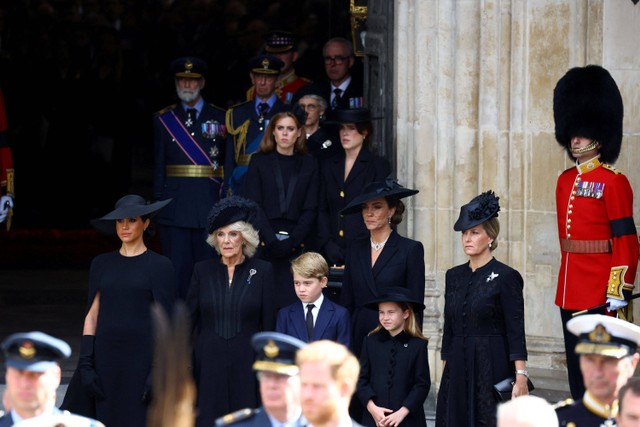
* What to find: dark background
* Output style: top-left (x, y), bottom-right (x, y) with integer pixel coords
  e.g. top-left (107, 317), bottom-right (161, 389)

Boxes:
top-left (0, 0), bottom-right (360, 232)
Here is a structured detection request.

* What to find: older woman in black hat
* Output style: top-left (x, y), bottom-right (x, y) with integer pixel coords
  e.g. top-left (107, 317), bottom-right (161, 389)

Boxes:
top-left (435, 191), bottom-right (528, 427)
top-left (317, 108), bottom-right (391, 266)
top-left (186, 196), bottom-right (276, 427)
top-left (339, 178), bottom-right (425, 357)
top-left (62, 195), bottom-right (177, 427)
top-left (245, 109), bottom-right (319, 309)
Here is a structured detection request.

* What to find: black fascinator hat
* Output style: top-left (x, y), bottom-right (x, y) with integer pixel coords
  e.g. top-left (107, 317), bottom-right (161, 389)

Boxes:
top-left (453, 190), bottom-right (500, 232)
top-left (553, 64), bottom-right (623, 164)
top-left (207, 196), bottom-right (259, 234)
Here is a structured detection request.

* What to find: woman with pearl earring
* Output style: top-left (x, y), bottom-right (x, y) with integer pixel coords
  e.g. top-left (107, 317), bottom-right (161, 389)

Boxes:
top-left (338, 177), bottom-right (425, 357)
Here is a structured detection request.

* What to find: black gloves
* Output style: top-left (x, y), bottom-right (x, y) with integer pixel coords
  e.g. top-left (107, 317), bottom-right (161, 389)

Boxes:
top-left (78, 335), bottom-right (105, 400)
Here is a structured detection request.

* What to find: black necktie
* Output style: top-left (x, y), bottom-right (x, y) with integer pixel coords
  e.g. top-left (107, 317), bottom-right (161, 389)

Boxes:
top-left (331, 88), bottom-right (342, 109)
top-left (306, 304), bottom-right (315, 339)
top-left (258, 102), bottom-right (269, 116)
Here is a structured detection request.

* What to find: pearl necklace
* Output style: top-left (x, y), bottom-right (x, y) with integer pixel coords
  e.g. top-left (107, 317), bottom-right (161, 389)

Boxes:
top-left (370, 235), bottom-right (390, 251)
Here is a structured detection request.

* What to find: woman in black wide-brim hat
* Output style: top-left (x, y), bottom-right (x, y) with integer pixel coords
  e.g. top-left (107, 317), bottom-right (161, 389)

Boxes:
top-left (317, 108), bottom-right (391, 266)
top-left (185, 196), bottom-right (276, 427)
top-left (435, 191), bottom-right (528, 427)
top-left (62, 195), bottom-right (177, 427)
top-left (339, 177), bottom-right (425, 357)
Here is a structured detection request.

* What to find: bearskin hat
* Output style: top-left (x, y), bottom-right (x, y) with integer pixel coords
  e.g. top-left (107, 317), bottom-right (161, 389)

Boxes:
top-left (553, 64), bottom-right (623, 164)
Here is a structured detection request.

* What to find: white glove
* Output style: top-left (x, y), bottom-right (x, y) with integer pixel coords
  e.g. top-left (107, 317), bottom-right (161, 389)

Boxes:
top-left (607, 297), bottom-right (628, 312)
top-left (0, 195), bottom-right (13, 223)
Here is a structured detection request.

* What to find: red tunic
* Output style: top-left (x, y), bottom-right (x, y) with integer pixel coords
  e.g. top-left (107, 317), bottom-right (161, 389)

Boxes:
top-left (246, 71), bottom-right (310, 104)
top-left (555, 156), bottom-right (639, 310)
top-left (0, 88), bottom-right (13, 195)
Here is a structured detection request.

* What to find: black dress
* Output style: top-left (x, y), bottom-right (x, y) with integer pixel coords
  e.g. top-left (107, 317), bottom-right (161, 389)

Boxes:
top-left (357, 330), bottom-right (430, 427)
top-left (436, 258), bottom-right (527, 427)
top-left (91, 250), bottom-right (177, 427)
top-left (187, 256), bottom-right (276, 427)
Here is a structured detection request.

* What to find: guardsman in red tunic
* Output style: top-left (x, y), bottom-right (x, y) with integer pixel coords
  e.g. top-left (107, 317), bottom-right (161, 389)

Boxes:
top-left (245, 31), bottom-right (310, 104)
top-left (0, 87), bottom-right (14, 229)
top-left (553, 65), bottom-right (639, 400)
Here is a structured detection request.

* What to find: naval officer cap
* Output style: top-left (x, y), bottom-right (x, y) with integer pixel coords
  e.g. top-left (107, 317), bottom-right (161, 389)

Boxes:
top-left (567, 314), bottom-right (640, 359)
top-left (171, 56), bottom-right (208, 79)
top-left (251, 332), bottom-right (305, 376)
top-left (249, 54), bottom-right (284, 75)
top-left (2, 331), bottom-right (71, 372)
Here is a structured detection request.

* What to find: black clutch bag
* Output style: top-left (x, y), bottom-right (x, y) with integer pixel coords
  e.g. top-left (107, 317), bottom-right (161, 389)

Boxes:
top-left (493, 376), bottom-right (535, 401)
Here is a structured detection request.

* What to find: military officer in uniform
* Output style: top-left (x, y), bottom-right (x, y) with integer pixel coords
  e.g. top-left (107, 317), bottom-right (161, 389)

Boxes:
top-left (226, 54), bottom-right (289, 196)
top-left (0, 331), bottom-right (101, 426)
top-left (0, 87), bottom-right (14, 228)
top-left (246, 31), bottom-right (311, 104)
top-left (154, 56), bottom-right (228, 298)
top-left (555, 314), bottom-right (640, 427)
top-left (215, 332), bottom-right (306, 427)
top-left (553, 64), bottom-right (639, 399)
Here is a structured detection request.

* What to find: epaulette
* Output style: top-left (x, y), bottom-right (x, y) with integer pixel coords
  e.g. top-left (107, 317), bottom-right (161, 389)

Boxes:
top-left (603, 163), bottom-right (623, 175)
top-left (553, 398), bottom-right (574, 410)
top-left (207, 102), bottom-right (226, 113)
top-left (214, 408), bottom-right (257, 426)
top-left (155, 104), bottom-right (177, 116)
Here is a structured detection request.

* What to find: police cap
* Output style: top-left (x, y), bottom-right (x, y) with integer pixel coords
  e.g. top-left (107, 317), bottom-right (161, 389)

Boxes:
top-left (249, 54), bottom-right (283, 75)
top-left (2, 331), bottom-right (71, 372)
top-left (567, 314), bottom-right (640, 359)
top-left (251, 332), bottom-right (305, 376)
top-left (171, 57), bottom-right (208, 79)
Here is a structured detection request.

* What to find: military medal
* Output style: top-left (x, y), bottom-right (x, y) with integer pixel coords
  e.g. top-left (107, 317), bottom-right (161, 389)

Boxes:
top-left (185, 116), bottom-right (193, 127)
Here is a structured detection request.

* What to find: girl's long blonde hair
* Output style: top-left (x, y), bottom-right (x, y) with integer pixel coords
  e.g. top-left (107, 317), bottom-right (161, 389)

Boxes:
top-left (368, 301), bottom-right (428, 341)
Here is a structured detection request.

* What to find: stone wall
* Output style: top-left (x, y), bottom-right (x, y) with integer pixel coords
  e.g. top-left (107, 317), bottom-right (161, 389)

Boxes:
top-left (393, 0), bottom-right (640, 399)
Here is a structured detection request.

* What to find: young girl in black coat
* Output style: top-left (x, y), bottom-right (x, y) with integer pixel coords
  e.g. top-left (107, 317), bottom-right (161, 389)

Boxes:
top-left (356, 287), bottom-right (430, 427)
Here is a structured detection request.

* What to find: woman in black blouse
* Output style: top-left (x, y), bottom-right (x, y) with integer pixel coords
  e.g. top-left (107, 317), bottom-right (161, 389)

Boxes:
top-left (436, 191), bottom-right (528, 427)
top-left (245, 110), bottom-right (319, 308)
top-left (187, 196), bottom-right (275, 427)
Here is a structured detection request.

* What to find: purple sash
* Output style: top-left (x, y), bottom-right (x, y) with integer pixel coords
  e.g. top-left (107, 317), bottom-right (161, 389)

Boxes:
top-left (159, 110), bottom-right (211, 165)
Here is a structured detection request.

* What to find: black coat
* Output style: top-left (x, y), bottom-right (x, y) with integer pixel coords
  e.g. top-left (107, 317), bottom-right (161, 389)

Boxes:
top-left (357, 331), bottom-right (430, 427)
top-left (245, 150), bottom-right (319, 308)
top-left (153, 102), bottom-right (227, 228)
top-left (435, 258), bottom-right (527, 427)
top-left (187, 257), bottom-right (276, 427)
top-left (306, 126), bottom-right (342, 162)
top-left (340, 231), bottom-right (425, 355)
top-left (317, 148), bottom-right (390, 265)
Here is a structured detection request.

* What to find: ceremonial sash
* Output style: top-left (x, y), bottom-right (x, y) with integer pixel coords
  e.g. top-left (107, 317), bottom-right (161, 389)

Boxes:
top-left (229, 127), bottom-right (265, 195)
top-left (159, 111), bottom-right (211, 166)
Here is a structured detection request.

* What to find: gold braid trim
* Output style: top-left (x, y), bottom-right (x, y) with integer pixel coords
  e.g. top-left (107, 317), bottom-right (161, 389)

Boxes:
top-left (6, 168), bottom-right (14, 197)
top-left (225, 108), bottom-right (250, 163)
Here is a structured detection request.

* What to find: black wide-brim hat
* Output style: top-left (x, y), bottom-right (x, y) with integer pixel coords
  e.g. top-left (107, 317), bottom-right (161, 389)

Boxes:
top-left (324, 108), bottom-right (372, 124)
top-left (364, 287), bottom-right (426, 312)
top-left (453, 190), bottom-right (500, 232)
top-left (553, 64), bottom-right (623, 164)
top-left (340, 177), bottom-right (418, 215)
top-left (90, 194), bottom-right (172, 235)
top-left (207, 196), bottom-right (259, 234)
